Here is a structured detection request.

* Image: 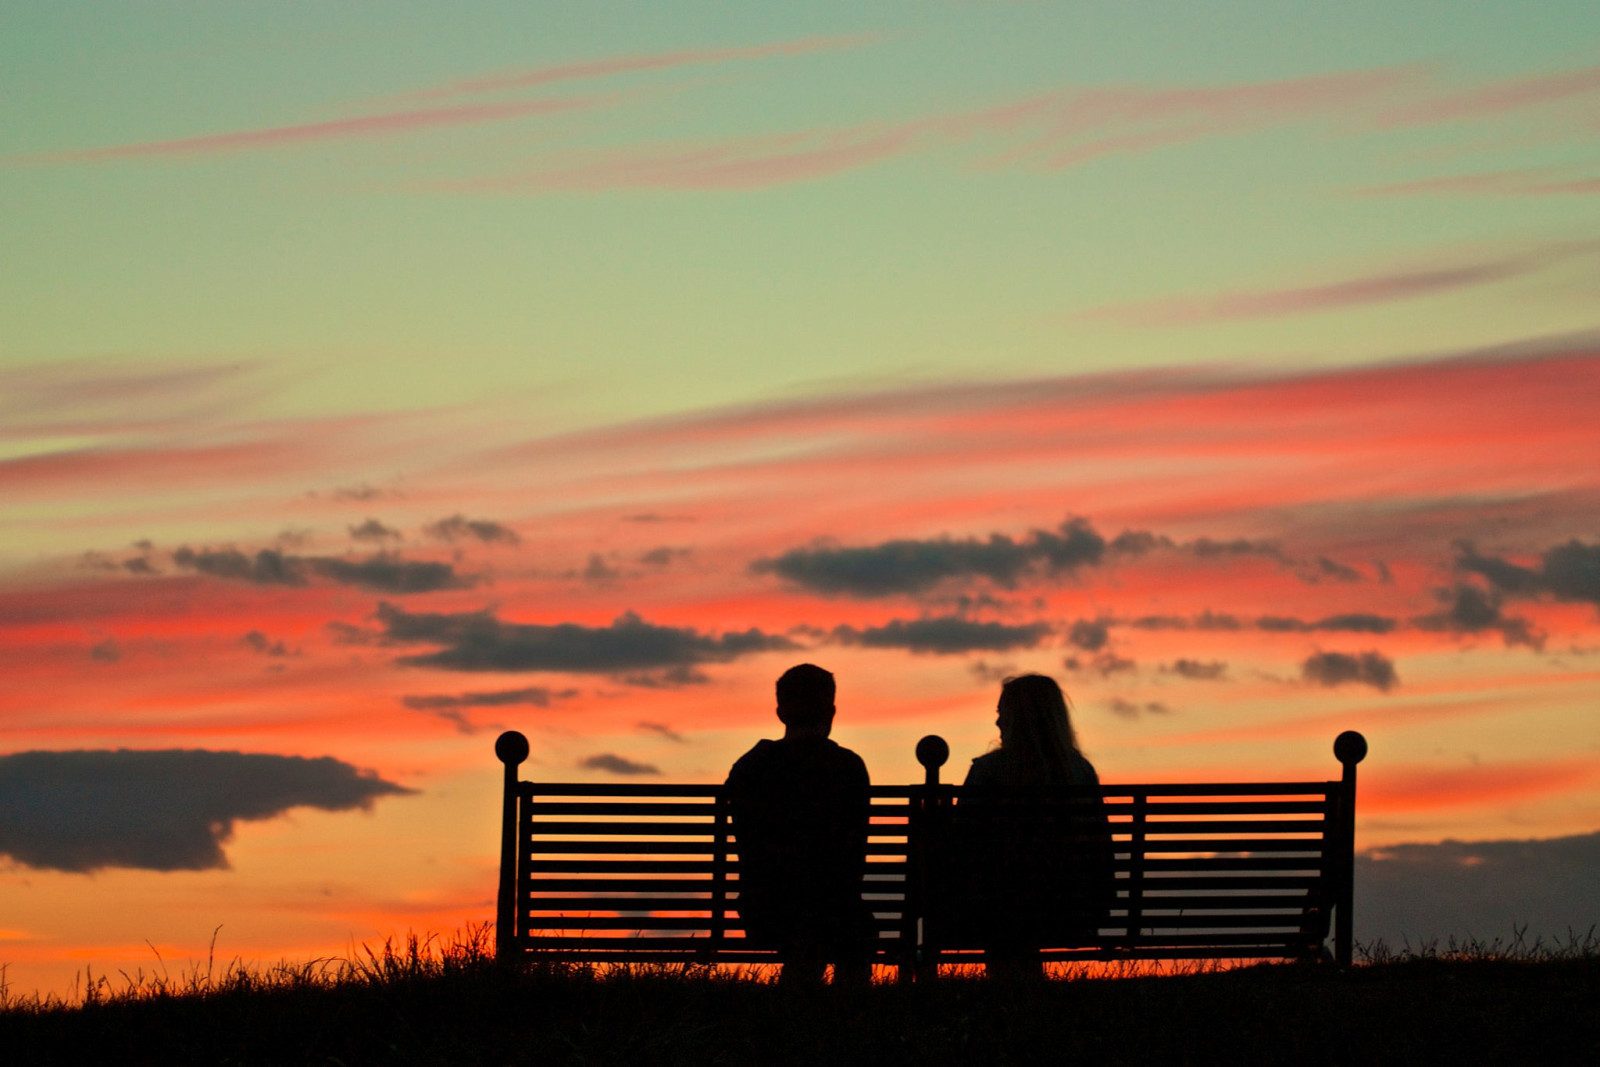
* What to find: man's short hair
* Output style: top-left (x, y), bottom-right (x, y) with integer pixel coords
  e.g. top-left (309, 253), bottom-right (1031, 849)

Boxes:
top-left (776, 663), bottom-right (835, 727)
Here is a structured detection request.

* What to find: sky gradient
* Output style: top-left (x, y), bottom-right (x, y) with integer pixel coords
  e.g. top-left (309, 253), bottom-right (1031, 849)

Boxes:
top-left (3, 2), bottom-right (1599, 995)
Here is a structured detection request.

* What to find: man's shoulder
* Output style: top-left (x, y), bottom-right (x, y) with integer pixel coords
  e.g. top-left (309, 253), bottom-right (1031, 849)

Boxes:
top-left (726, 739), bottom-right (778, 784)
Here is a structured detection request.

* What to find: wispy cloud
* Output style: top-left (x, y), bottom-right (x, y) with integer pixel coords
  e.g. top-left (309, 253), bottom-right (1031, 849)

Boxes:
top-left (1377, 63), bottom-right (1600, 127)
top-left (1356, 167), bottom-right (1600, 198)
top-left (405, 34), bottom-right (883, 101)
top-left (437, 65), bottom-right (1422, 193)
top-left (1083, 244), bottom-right (1596, 326)
top-left (8, 33), bottom-right (880, 169)
top-left (9, 98), bottom-right (603, 165)
top-left (439, 122), bottom-right (927, 193)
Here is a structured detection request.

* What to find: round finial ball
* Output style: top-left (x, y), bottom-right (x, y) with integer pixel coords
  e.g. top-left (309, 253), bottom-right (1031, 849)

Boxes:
top-left (1334, 730), bottom-right (1368, 766)
top-left (495, 730), bottom-right (530, 765)
top-left (915, 734), bottom-right (950, 770)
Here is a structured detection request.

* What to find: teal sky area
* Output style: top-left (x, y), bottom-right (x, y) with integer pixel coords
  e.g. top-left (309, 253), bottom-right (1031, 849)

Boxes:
top-left (5, 2), bottom-right (1598, 430)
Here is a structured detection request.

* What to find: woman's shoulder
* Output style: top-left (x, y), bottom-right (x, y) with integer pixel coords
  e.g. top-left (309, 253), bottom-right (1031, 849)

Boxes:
top-left (962, 749), bottom-right (1008, 787)
top-left (1068, 751), bottom-right (1101, 786)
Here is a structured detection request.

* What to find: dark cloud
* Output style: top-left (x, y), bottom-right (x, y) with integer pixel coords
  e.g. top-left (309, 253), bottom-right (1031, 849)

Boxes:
top-left (1357, 831), bottom-right (1600, 949)
top-left (0, 749), bottom-right (411, 873)
top-left (332, 484), bottom-right (389, 502)
top-left (242, 630), bottom-right (291, 657)
top-left (624, 513), bottom-right (695, 524)
top-left (89, 638), bottom-right (120, 663)
top-left (1064, 652), bottom-right (1137, 676)
top-left (579, 754), bottom-right (661, 776)
top-left (326, 620), bottom-right (377, 645)
top-left (637, 721), bottom-right (687, 743)
top-left (1301, 650), bottom-right (1398, 691)
top-left (122, 557), bottom-right (157, 575)
top-left (349, 519), bottom-right (402, 543)
top-left (1166, 658), bottom-right (1228, 680)
top-left (400, 686), bottom-right (574, 734)
top-left (1415, 584), bottom-right (1544, 649)
top-left (1127, 611), bottom-right (1245, 631)
top-left (751, 518), bottom-right (1106, 596)
top-left (173, 547), bottom-right (471, 594)
top-left (968, 659), bottom-right (1019, 683)
top-left (582, 553), bottom-right (621, 583)
top-left (832, 616), bottom-right (1053, 655)
top-left (400, 686), bottom-right (566, 711)
top-left (1067, 618), bottom-right (1110, 651)
top-left (620, 665), bottom-right (712, 688)
top-left (1257, 613), bottom-right (1397, 634)
top-left (1108, 698), bottom-right (1172, 718)
top-left (1311, 556), bottom-right (1362, 582)
top-left (378, 602), bottom-right (793, 673)
top-left (174, 546), bottom-right (305, 586)
top-left (1106, 530), bottom-right (1286, 563)
top-left (1456, 539), bottom-right (1600, 609)
top-left (423, 514), bottom-right (521, 545)
top-left (639, 546), bottom-right (691, 567)
top-left (1185, 536), bottom-right (1288, 562)
top-left (306, 554), bottom-right (471, 594)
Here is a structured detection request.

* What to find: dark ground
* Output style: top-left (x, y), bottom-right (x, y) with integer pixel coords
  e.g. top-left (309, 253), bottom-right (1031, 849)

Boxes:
top-left (4, 952), bottom-right (1598, 1066)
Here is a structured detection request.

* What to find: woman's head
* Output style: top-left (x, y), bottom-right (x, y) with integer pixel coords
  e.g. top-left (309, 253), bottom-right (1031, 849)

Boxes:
top-left (996, 673), bottom-right (1080, 783)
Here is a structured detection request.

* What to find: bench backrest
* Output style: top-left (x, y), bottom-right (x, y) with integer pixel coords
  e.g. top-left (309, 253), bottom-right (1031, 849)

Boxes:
top-left (493, 730), bottom-right (1367, 971)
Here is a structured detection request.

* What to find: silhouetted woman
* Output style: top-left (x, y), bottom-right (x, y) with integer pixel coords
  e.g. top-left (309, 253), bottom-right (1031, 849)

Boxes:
top-left (949, 674), bottom-right (1112, 979)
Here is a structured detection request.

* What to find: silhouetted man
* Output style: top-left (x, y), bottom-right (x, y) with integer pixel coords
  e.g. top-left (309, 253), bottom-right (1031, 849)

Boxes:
top-left (725, 663), bottom-right (873, 984)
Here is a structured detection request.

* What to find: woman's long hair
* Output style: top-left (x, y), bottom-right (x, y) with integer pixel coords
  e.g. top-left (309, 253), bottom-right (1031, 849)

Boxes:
top-left (996, 674), bottom-right (1082, 785)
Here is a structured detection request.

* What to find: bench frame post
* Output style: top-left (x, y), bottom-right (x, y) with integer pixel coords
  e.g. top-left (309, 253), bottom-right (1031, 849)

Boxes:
top-left (1331, 731), bottom-right (1368, 967)
top-left (495, 730), bottom-right (530, 960)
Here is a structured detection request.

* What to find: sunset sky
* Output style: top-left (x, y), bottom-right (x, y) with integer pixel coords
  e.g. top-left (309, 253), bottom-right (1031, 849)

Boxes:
top-left (4, 2), bottom-right (1599, 996)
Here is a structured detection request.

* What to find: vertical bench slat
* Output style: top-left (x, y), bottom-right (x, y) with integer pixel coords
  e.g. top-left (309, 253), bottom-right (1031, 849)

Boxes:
top-left (711, 794), bottom-right (729, 958)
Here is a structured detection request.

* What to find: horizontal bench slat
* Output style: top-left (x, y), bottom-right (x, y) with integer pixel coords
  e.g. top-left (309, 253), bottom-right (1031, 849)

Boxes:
top-left (1116, 914), bottom-right (1321, 930)
top-left (1135, 819), bottom-right (1327, 835)
top-left (525, 916), bottom-right (734, 931)
top-left (1102, 782), bottom-right (1335, 797)
top-left (528, 821), bottom-right (721, 836)
top-left (1132, 838), bottom-right (1326, 854)
top-left (525, 860), bottom-right (722, 874)
top-left (525, 877), bottom-right (720, 893)
top-left (1139, 856), bottom-right (1325, 872)
top-left (1117, 800), bottom-right (1331, 816)
top-left (525, 859), bottom-right (909, 874)
top-left (1122, 894), bottom-right (1317, 911)
top-left (526, 897), bottom-right (725, 913)
top-left (525, 784), bottom-right (721, 798)
top-left (527, 842), bottom-right (911, 856)
top-left (526, 801), bottom-right (720, 817)
top-left (1126, 876), bottom-right (1323, 891)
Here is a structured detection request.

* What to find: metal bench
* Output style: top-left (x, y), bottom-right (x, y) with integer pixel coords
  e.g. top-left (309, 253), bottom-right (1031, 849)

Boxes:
top-left (493, 730), bottom-right (1367, 978)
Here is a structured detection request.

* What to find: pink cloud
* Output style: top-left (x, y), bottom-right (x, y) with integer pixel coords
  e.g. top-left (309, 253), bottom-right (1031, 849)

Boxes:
top-left (1378, 63), bottom-right (1600, 127)
top-left (442, 121), bottom-right (928, 193)
top-left (436, 66), bottom-right (1423, 194)
top-left (1356, 167), bottom-right (1600, 198)
top-left (973, 66), bottom-right (1423, 171)
top-left (1082, 244), bottom-right (1598, 327)
top-left (9, 97), bottom-right (601, 165)
top-left (406, 33), bottom-right (883, 101)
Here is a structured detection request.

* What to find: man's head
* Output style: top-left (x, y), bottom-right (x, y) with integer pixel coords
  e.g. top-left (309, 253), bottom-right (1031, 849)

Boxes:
top-left (775, 663), bottom-right (836, 737)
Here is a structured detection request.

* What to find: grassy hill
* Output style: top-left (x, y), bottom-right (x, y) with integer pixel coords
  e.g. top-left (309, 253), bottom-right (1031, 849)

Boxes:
top-left (4, 929), bottom-right (1596, 1065)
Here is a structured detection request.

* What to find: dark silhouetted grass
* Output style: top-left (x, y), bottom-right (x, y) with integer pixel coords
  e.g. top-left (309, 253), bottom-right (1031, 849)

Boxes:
top-left (4, 925), bottom-right (1597, 1065)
